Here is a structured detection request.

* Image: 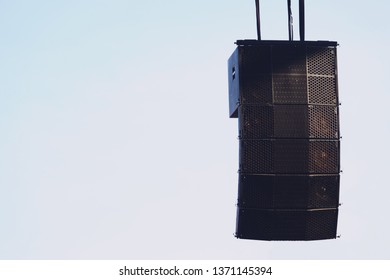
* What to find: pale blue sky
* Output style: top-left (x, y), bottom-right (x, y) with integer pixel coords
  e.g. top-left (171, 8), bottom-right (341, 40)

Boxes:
top-left (0, 0), bottom-right (389, 259)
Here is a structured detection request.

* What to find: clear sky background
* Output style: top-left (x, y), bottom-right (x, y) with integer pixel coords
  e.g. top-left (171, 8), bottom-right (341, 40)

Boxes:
top-left (0, 0), bottom-right (389, 259)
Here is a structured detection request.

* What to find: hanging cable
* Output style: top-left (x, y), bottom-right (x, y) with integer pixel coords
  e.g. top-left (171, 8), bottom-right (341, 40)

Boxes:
top-left (287, 0), bottom-right (293, 40)
top-left (255, 0), bottom-right (261, 40)
top-left (299, 0), bottom-right (305, 41)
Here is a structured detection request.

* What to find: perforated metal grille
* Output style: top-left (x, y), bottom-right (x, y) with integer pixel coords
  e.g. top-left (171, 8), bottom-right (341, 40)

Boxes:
top-left (305, 209), bottom-right (338, 240)
top-left (239, 105), bottom-right (273, 139)
top-left (275, 176), bottom-right (339, 209)
top-left (273, 106), bottom-right (308, 138)
top-left (273, 176), bottom-right (311, 208)
top-left (274, 140), bottom-right (309, 173)
top-left (239, 140), bottom-right (273, 173)
top-left (232, 44), bottom-right (339, 109)
top-left (237, 175), bottom-right (274, 209)
top-left (239, 140), bottom-right (339, 174)
top-left (241, 75), bottom-right (273, 104)
top-left (308, 76), bottom-right (338, 105)
top-left (307, 47), bottom-right (336, 76)
top-left (272, 45), bottom-right (307, 74)
top-left (307, 176), bottom-right (340, 208)
top-left (273, 75), bottom-right (307, 104)
top-left (236, 208), bottom-right (338, 241)
top-left (241, 46), bottom-right (272, 75)
top-left (237, 175), bottom-right (340, 209)
top-left (308, 105), bottom-right (339, 139)
top-left (236, 208), bottom-right (273, 240)
top-left (272, 211), bottom-right (309, 240)
top-left (309, 141), bottom-right (340, 174)
top-left (239, 105), bottom-right (339, 139)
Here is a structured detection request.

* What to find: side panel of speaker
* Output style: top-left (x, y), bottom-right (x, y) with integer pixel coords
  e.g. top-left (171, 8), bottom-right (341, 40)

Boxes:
top-left (228, 48), bottom-right (240, 118)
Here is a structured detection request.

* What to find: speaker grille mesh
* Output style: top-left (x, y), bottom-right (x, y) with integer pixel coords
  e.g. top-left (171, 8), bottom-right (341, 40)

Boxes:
top-left (273, 75), bottom-right (308, 104)
top-left (273, 106), bottom-right (309, 138)
top-left (239, 105), bottom-right (339, 139)
top-left (307, 47), bottom-right (336, 76)
top-left (240, 140), bottom-right (274, 173)
top-left (239, 75), bottom-right (338, 106)
top-left (308, 106), bottom-right (339, 138)
top-left (241, 75), bottom-right (273, 104)
top-left (308, 76), bottom-right (337, 105)
top-left (307, 176), bottom-right (340, 208)
top-left (308, 141), bottom-right (340, 174)
top-left (238, 175), bottom-right (340, 209)
top-left (241, 46), bottom-right (271, 74)
top-left (236, 208), bottom-right (338, 241)
top-left (238, 175), bottom-right (275, 209)
top-left (272, 45), bottom-right (307, 74)
top-left (240, 140), bottom-right (339, 174)
top-left (239, 105), bottom-right (273, 139)
top-left (305, 209), bottom-right (339, 240)
top-left (274, 140), bottom-right (309, 173)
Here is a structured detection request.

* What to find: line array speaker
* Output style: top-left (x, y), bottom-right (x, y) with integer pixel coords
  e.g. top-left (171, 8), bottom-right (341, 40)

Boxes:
top-left (228, 40), bottom-right (341, 241)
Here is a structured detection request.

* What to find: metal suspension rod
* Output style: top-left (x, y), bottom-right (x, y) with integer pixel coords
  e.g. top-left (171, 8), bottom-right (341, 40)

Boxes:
top-left (255, 0), bottom-right (261, 40)
top-left (287, 0), bottom-right (293, 40)
top-left (299, 0), bottom-right (305, 41)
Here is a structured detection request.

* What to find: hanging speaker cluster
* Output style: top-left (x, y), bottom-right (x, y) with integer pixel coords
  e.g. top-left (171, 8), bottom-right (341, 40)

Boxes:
top-left (228, 40), bottom-right (341, 241)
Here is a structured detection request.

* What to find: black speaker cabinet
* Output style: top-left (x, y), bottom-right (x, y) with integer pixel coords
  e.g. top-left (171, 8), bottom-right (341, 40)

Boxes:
top-left (239, 139), bottom-right (340, 174)
top-left (236, 208), bottom-right (338, 241)
top-left (238, 175), bottom-right (340, 210)
top-left (239, 104), bottom-right (339, 139)
top-left (228, 40), bottom-right (339, 118)
top-left (228, 40), bottom-right (340, 241)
